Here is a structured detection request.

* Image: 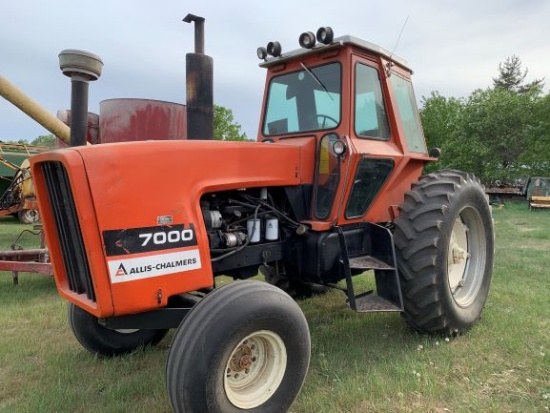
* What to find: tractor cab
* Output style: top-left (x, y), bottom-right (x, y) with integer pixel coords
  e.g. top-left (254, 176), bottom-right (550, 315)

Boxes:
top-left (257, 30), bottom-right (432, 226)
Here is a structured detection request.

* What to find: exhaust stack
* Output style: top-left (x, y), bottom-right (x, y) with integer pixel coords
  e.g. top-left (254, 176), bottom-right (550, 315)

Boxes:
top-left (58, 49), bottom-right (103, 146)
top-left (183, 14), bottom-right (213, 140)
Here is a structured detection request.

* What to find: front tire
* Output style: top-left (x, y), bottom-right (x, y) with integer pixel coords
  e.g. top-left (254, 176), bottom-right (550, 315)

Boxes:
top-left (394, 170), bottom-right (494, 335)
top-left (166, 281), bottom-right (310, 413)
top-left (68, 303), bottom-right (168, 357)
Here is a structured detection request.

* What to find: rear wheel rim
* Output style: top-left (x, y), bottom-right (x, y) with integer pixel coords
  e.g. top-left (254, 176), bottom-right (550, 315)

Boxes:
top-left (447, 205), bottom-right (487, 307)
top-left (21, 209), bottom-right (39, 223)
top-left (224, 330), bottom-right (287, 409)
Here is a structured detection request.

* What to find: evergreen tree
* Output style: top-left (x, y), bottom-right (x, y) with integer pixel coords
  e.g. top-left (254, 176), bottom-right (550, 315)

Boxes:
top-left (492, 55), bottom-right (544, 94)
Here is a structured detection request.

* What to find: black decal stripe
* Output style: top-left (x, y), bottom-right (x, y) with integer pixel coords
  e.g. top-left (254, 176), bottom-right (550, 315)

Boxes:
top-left (103, 224), bottom-right (197, 256)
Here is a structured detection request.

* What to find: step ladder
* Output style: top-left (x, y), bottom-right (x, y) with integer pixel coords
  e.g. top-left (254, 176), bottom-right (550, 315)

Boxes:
top-left (336, 224), bottom-right (403, 313)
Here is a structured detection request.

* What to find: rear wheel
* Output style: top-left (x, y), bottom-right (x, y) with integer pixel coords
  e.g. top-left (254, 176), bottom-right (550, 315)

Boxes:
top-left (68, 303), bottom-right (168, 357)
top-left (18, 209), bottom-right (40, 224)
top-left (394, 170), bottom-right (494, 335)
top-left (166, 281), bottom-right (310, 413)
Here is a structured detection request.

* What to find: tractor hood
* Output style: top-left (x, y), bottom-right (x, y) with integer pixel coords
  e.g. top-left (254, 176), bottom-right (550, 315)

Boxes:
top-left (32, 138), bottom-right (315, 232)
top-left (30, 138), bottom-right (316, 316)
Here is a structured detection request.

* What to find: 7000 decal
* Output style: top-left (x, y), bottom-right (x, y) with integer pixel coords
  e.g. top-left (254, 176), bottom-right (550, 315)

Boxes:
top-left (103, 224), bottom-right (197, 256)
top-left (139, 228), bottom-right (194, 247)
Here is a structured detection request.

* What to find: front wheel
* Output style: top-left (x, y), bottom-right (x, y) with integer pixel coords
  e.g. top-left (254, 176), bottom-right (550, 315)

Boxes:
top-left (68, 303), bottom-right (168, 357)
top-left (166, 281), bottom-right (311, 413)
top-left (394, 170), bottom-right (494, 335)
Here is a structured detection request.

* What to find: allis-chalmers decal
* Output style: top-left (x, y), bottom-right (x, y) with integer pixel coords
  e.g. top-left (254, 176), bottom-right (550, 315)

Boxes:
top-left (103, 224), bottom-right (201, 283)
top-left (107, 249), bottom-right (201, 284)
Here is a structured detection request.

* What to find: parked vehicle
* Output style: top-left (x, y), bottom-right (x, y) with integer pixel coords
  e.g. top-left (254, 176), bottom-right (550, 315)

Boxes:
top-left (526, 176), bottom-right (550, 210)
top-left (29, 18), bottom-right (494, 413)
top-left (0, 144), bottom-right (48, 223)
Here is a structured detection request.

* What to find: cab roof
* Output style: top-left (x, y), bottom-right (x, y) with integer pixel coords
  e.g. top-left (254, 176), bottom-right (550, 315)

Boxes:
top-left (259, 35), bottom-right (410, 71)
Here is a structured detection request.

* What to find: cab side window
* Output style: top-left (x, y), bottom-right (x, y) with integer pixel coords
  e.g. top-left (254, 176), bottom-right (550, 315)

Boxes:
top-left (390, 75), bottom-right (427, 154)
top-left (354, 63), bottom-right (390, 140)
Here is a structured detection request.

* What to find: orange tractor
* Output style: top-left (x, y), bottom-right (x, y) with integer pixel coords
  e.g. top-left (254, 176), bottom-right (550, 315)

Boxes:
top-left (30, 17), bottom-right (494, 413)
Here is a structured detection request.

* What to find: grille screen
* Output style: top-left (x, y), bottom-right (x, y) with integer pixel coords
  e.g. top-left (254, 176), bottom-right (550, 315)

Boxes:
top-left (41, 162), bottom-right (96, 302)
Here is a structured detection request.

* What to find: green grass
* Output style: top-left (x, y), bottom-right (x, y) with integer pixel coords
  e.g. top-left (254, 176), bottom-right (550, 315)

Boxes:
top-left (1, 204), bottom-right (549, 412)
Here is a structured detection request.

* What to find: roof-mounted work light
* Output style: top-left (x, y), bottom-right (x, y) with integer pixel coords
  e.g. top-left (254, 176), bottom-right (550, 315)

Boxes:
top-left (298, 31), bottom-right (316, 49)
top-left (257, 47), bottom-right (268, 60)
top-left (267, 41), bottom-right (282, 57)
top-left (316, 27), bottom-right (334, 44)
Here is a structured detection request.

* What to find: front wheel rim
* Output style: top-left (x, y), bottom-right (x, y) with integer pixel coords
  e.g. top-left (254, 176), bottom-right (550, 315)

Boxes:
top-left (224, 330), bottom-right (287, 409)
top-left (447, 205), bottom-right (487, 307)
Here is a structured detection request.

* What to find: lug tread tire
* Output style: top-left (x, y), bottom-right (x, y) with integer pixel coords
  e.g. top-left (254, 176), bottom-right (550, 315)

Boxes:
top-left (394, 169), bottom-right (494, 335)
top-left (68, 303), bottom-right (168, 357)
top-left (166, 280), bottom-right (311, 413)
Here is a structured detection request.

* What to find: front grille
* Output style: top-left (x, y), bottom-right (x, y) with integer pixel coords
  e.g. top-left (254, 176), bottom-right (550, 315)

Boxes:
top-left (41, 161), bottom-right (96, 302)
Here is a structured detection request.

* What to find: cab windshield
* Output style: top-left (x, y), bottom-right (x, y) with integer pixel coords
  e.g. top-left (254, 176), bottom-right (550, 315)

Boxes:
top-left (262, 62), bottom-right (341, 136)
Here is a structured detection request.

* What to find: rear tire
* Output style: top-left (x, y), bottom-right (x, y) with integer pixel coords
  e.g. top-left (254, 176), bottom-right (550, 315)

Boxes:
top-left (166, 281), bottom-right (310, 413)
top-left (394, 170), bottom-right (494, 335)
top-left (18, 209), bottom-right (40, 224)
top-left (68, 303), bottom-right (168, 357)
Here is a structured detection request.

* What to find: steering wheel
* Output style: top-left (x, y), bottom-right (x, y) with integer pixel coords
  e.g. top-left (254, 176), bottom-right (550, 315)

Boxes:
top-left (308, 114), bottom-right (339, 129)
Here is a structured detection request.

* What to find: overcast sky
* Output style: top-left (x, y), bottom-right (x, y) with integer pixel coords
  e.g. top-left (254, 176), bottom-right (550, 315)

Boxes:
top-left (1, 0), bottom-right (549, 141)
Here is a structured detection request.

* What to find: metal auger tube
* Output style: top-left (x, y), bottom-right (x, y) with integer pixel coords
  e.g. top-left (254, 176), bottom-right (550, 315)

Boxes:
top-left (0, 75), bottom-right (71, 144)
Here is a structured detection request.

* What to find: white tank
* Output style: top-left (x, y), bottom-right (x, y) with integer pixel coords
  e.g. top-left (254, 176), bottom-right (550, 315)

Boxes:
top-left (247, 218), bottom-right (261, 243)
top-left (265, 217), bottom-right (279, 241)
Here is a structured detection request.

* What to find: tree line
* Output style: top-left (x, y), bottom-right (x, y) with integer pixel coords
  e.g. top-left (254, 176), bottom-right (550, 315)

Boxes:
top-left (420, 56), bottom-right (549, 184)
